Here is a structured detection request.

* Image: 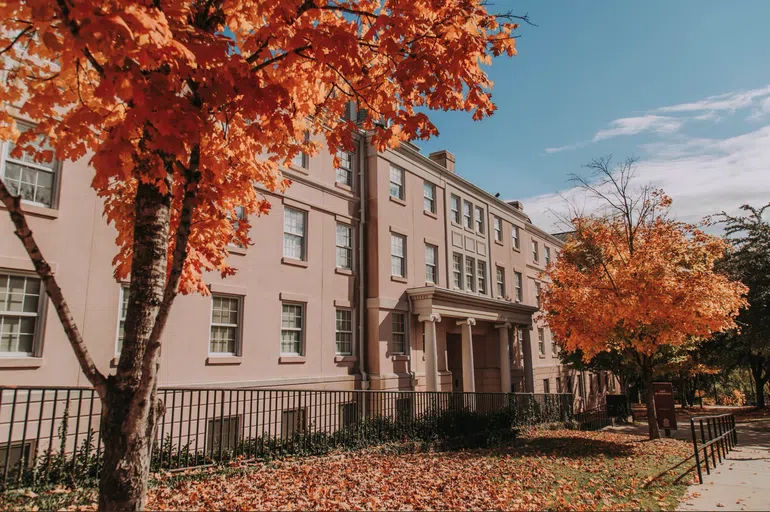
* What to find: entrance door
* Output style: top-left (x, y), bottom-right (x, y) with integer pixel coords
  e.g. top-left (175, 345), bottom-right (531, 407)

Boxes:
top-left (446, 333), bottom-right (463, 392)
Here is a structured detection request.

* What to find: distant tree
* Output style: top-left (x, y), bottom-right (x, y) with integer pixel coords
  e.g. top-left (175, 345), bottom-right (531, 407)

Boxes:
top-left (541, 157), bottom-right (747, 439)
top-left (709, 204), bottom-right (770, 408)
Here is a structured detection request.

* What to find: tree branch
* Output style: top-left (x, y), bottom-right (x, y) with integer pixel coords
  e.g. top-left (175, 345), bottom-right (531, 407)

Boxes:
top-left (0, 179), bottom-right (107, 397)
top-left (0, 25), bottom-right (33, 56)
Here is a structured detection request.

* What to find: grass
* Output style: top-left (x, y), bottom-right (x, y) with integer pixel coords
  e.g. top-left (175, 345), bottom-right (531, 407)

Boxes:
top-left (0, 428), bottom-right (695, 511)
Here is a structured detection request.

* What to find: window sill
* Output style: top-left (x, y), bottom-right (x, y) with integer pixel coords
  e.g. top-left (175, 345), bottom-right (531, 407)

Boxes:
top-left (206, 355), bottom-right (243, 366)
top-left (389, 195), bottom-right (406, 207)
top-left (334, 355), bottom-right (357, 363)
top-left (335, 267), bottom-right (354, 276)
top-left (425, 281), bottom-right (437, 287)
top-left (494, 239), bottom-right (504, 247)
top-left (228, 244), bottom-right (247, 256)
top-left (392, 354), bottom-right (410, 361)
top-left (288, 163), bottom-right (310, 175)
top-left (0, 357), bottom-right (43, 368)
top-left (390, 275), bottom-right (408, 283)
top-left (282, 257), bottom-right (308, 268)
top-left (279, 356), bottom-right (306, 364)
top-left (539, 355), bottom-right (546, 359)
top-left (334, 181), bottom-right (353, 193)
top-left (423, 210), bottom-right (437, 219)
top-left (0, 202), bottom-right (59, 219)
top-left (450, 221), bottom-right (463, 229)
top-left (512, 246), bottom-right (521, 253)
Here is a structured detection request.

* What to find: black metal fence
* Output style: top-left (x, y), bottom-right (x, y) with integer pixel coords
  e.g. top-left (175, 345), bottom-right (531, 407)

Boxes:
top-left (0, 386), bottom-right (573, 489)
top-left (689, 413), bottom-right (737, 484)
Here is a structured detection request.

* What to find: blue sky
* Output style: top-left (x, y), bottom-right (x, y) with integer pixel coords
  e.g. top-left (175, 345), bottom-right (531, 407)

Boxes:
top-left (417, 1), bottom-right (770, 231)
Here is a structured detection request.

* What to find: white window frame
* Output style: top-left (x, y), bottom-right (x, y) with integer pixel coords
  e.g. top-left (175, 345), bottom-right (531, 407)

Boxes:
top-left (512, 225), bottom-right (520, 250)
top-left (335, 222), bottom-right (353, 270)
top-left (464, 256), bottom-right (476, 292)
top-left (514, 272), bottom-right (523, 302)
top-left (335, 308), bottom-right (354, 356)
top-left (391, 312), bottom-right (407, 354)
top-left (389, 165), bottom-right (404, 200)
top-left (423, 181), bottom-right (436, 213)
top-left (551, 337), bottom-right (558, 357)
top-left (493, 216), bottom-right (502, 242)
top-left (543, 378), bottom-right (550, 394)
top-left (463, 200), bottom-right (473, 229)
top-left (424, 244), bottom-right (437, 284)
top-left (537, 327), bottom-right (545, 356)
top-left (283, 207), bottom-right (307, 261)
top-left (532, 240), bottom-right (539, 263)
top-left (477, 260), bottom-right (487, 294)
top-left (291, 131), bottom-right (309, 169)
top-left (115, 285), bottom-right (129, 356)
top-left (496, 267), bottom-right (505, 298)
top-left (545, 246), bottom-right (551, 265)
top-left (452, 253), bottom-right (463, 290)
top-left (390, 233), bottom-right (406, 277)
top-left (535, 281), bottom-right (542, 308)
top-left (209, 294), bottom-right (243, 356)
top-left (0, 120), bottom-right (60, 209)
top-left (336, 150), bottom-right (353, 186)
top-left (474, 206), bottom-right (485, 233)
top-left (450, 194), bottom-right (461, 224)
top-left (517, 328), bottom-right (524, 357)
top-left (280, 302), bottom-right (305, 356)
top-left (0, 271), bottom-right (45, 356)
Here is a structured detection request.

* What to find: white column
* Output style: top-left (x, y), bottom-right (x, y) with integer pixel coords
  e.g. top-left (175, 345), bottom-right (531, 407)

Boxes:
top-left (419, 313), bottom-right (441, 392)
top-left (521, 325), bottom-right (534, 393)
top-left (496, 322), bottom-right (512, 393)
top-left (457, 318), bottom-right (476, 392)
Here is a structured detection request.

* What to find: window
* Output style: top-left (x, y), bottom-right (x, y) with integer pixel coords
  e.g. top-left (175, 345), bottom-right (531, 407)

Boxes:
top-left (115, 285), bottom-right (129, 355)
top-left (391, 312), bottom-right (407, 354)
top-left (452, 253), bottom-right (463, 289)
top-left (464, 256), bottom-right (475, 292)
top-left (578, 374), bottom-right (585, 398)
top-left (543, 379), bottom-right (550, 394)
top-left (0, 273), bottom-right (43, 355)
top-left (589, 374), bottom-right (595, 394)
top-left (556, 377), bottom-right (562, 393)
top-left (425, 244), bottom-right (437, 284)
top-left (512, 225), bottom-right (520, 250)
top-left (517, 328), bottom-right (524, 357)
top-left (1, 122), bottom-right (58, 208)
top-left (339, 402), bottom-right (358, 429)
top-left (477, 260), bottom-right (487, 294)
top-left (535, 282), bottom-right (542, 308)
top-left (291, 131), bottom-right (309, 169)
top-left (230, 206), bottom-right (247, 247)
top-left (283, 208), bottom-right (306, 261)
top-left (0, 441), bottom-right (33, 475)
top-left (336, 223), bottom-right (353, 270)
top-left (390, 233), bottom-right (406, 277)
top-left (281, 408), bottom-right (307, 438)
top-left (598, 372), bottom-right (604, 393)
top-left (450, 194), bottom-right (461, 224)
top-left (493, 216), bottom-right (502, 242)
top-left (514, 272), bottom-right (523, 302)
top-left (389, 165), bottom-right (404, 200)
top-left (207, 415), bottom-right (240, 452)
top-left (463, 201), bottom-right (473, 228)
top-left (210, 295), bottom-right (241, 355)
top-left (335, 309), bottom-right (353, 355)
top-left (545, 246), bottom-right (551, 265)
top-left (496, 267), bottom-right (505, 298)
top-left (551, 338), bottom-right (558, 357)
top-left (532, 240), bottom-right (539, 263)
top-left (395, 396), bottom-right (413, 422)
top-left (423, 181), bottom-right (436, 213)
top-left (537, 327), bottom-right (545, 356)
top-left (281, 303), bottom-right (304, 355)
top-left (474, 206), bottom-right (484, 233)
top-left (336, 150), bottom-right (353, 186)
top-left (567, 376), bottom-right (573, 395)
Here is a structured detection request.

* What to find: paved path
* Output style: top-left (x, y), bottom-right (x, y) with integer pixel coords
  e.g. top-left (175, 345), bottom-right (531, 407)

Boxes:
top-left (607, 419), bottom-right (770, 511)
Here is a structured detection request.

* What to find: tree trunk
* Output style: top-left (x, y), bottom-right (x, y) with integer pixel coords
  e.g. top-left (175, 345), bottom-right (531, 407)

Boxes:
top-left (98, 181), bottom-right (171, 510)
top-left (640, 363), bottom-right (660, 440)
top-left (750, 357), bottom-right (767, 409)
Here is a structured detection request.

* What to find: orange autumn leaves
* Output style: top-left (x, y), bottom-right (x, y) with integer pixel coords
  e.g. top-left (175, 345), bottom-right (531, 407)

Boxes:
top-left (0, 0), bottom-right (518, 294)
top-left (540, 195), bottom-right (748, 361)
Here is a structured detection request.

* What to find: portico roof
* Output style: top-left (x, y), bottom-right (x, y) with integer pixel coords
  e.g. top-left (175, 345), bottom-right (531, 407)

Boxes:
top-left (406, 286), bottom-right (539, 326)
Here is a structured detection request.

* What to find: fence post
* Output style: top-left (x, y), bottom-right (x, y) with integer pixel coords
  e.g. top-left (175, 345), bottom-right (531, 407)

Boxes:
top-left (690, 418), bottom-right (703, 484)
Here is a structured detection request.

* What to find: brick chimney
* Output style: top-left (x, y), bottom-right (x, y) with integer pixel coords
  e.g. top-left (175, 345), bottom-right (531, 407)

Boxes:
top-left (428, 150), bottom-right (455, 173)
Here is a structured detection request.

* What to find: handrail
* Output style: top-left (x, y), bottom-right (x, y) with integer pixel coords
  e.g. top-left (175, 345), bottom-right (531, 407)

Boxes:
top-left (689, 413), bottom-right (737, 484)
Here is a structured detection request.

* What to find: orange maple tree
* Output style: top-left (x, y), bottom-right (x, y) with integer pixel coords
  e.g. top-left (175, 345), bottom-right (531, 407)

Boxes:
top-left (541, 187), bottom-right (747, 439)
top-left (0, 0), bottom-right (523, 508)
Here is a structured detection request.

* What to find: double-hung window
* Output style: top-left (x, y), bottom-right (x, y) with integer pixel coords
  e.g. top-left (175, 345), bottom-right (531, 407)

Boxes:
top-left (281, 303), bottom-right (304, 355)
top-left (512, 225), bottom-right (520, 250)
top-left (335, 223), bottom-right (353, 270)
top-left (423, 181), bottom-right (436, 213)
top-left (532, 240), bottom-right (539, 263)
top-left (116, 285), bottom-right (129, 355)
top-left (474, 206), bottom-right (485, 233)
top-left (535, 282), bottom-right (542, 308)
top-left (336, 150), bottom-right (353, 186)
top-left (450, 195), bottom-right (461, 224)
top-left (210, 295), bottom-right (241, 355)
top-left (477, 260), bottom-right (487, 294)
top-left (0, 273), bottom-right (43, 355)
top-left (517, 328), bottom-right (524, 357)
top-left (391, 312), bottom-right (407, 354)
top-left (463, 201), bottom-right (473, 229)
top-left (292, 131), bottom-right (309, 169)
top-left (1, 121), bottom-right (58, 208)
top-left (335, 309), bottom-right (353, 355)
top-left (391, 233), bottom-right (406, 277)
top-left (464, 256), bottom-right (475, 292)
top-left (493, 216), bottom-right (502, 242)
top-left (543, 379), bottom-right (550, 394)
top-left (452, 253), bottom-right (463, 289)
top-left (283, 208), bottom-right (306, 260)
top-left (537, 327), bottom-right (545, 356)
top-left (389, 165), bottom-right (404, 200)
top-left (496, 267), bottom-right (505, 298)
top-left (544, 246), bottom-right (551, 265)
top-left (514, 272), bottom-right (523, 302)
top-left (424, 244), bottom-right (437, 284)
top-left (551, 338), bottom-right (558, 357)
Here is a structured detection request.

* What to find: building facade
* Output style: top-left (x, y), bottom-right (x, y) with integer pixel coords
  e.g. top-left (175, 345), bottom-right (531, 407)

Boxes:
top-left (0, 108), bottom-right (612, 408)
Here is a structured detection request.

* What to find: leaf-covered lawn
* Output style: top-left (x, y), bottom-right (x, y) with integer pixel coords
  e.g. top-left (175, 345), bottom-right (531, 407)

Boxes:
top-left (2, 429), bottom-right (695, 511)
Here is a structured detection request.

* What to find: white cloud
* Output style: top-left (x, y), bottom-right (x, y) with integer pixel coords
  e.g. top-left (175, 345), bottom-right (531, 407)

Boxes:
top-left (545, 142), bottom-right (587, 153)
top-left (592, 115), bottom-right (683, 142)
top-left (524, 125), bottom-right (770, 234)
top-left (655, 85), bottom-right (770, 115)
top-left (747, 96), bottom-right (770, 121)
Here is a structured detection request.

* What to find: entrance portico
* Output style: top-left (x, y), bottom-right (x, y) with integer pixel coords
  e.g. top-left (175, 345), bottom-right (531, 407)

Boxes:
top-left (407, 286), bottom-right (539, 393)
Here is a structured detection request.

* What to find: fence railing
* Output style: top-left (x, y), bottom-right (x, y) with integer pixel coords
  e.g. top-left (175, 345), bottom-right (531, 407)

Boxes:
top-left (0, 386), bottom-right (573, 489)
top-left (574, 404), bottom-right (611, 431)
top-left (689, 413), bottom-right (737, 484)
